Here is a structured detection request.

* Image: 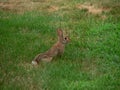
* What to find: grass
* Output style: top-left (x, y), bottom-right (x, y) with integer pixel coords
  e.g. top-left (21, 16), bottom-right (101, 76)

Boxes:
top-left (0, 0), bottom-right (120, 90)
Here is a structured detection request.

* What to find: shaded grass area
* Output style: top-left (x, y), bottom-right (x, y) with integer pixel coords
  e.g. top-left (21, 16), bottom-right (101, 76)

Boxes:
top-left (0, 0), bottom-right (120, 90)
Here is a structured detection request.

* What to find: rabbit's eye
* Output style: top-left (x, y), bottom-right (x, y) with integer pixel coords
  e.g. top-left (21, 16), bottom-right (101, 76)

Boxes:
top-left (65, 37), bottom-right (67, 40)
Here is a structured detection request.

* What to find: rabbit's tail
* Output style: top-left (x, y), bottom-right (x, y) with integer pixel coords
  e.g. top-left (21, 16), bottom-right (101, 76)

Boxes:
top-left (32, 60), bottom-right (38, 65)
top-left (32, 54), bottom-right (41, 65)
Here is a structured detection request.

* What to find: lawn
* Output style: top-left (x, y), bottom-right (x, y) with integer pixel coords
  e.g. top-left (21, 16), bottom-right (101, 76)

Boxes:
top-left (0, 0), bottom-right (120, 90)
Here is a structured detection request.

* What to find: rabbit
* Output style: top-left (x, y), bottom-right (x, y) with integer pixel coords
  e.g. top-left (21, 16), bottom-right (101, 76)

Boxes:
top-left (32, 29), bottom-right (70, 65)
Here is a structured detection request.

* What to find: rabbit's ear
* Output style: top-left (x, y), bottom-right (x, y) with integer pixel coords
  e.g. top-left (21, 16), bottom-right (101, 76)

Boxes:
top-left (57, 29), bottom-right (63, 37)
top-left (57, 29), bottom-right (64, 42)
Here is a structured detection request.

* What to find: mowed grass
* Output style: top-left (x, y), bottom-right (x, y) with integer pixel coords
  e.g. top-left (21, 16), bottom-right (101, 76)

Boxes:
top-left (0, 0), bottom-right (120, 90)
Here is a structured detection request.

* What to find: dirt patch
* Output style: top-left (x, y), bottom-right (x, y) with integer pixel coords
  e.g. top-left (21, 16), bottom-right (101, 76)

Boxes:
top-left (0, 0), bottom-right (43, 13)
top-left (0, 0), bottom-right (110, 15)
top-left (77, 3), bottom-right (110, 15)
top-left (101, 15), bottom-right (107, 20)
top-left (0, 0), bottom-right (60, 13)
top-left (47, 5), bottom-right (59, 12)
top-left (0, 1), bottom-right (31, 13)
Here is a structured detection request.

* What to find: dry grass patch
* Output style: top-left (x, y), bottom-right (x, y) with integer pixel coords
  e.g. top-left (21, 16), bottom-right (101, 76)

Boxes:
top-left (47, 5), bottom-right (59, 12)
top-left (0, 0), bottom-right (63, 13)
top-left (0, 0), bottom-right (46, 13)
top-left (81, 59), bottom-right (102, 77)
top-left (18, 62), bottom-right (35, 71)
top-left (77, 3), bottom-right (111, 15)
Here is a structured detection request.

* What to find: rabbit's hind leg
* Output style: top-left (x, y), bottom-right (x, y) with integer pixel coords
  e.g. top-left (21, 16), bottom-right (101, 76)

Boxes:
top-left (41, 56), bottom-right (53, 62)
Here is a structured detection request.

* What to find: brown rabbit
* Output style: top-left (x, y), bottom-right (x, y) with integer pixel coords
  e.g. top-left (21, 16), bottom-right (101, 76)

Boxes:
top-left (32, 29), bottom-right (70, 65)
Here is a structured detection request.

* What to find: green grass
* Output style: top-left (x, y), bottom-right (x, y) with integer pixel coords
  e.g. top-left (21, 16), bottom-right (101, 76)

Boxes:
top-left (0, 0), bottom-right (120, 90)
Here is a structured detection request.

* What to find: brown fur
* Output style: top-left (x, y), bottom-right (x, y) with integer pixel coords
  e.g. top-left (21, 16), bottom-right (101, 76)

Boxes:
top-left (32, 29), bottom-right (70, 65)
